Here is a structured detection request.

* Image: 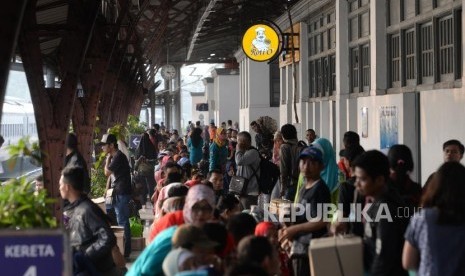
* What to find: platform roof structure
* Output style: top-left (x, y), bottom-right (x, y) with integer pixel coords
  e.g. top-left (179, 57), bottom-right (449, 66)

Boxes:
top-left (0, 0), bottom-right (294, 219)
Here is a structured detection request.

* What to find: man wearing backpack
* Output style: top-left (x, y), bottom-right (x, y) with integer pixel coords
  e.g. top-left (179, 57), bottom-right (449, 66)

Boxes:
top-left (235, 131), bottom-right (261, 209)
top-left (279, 124), bottom-right (306, 201)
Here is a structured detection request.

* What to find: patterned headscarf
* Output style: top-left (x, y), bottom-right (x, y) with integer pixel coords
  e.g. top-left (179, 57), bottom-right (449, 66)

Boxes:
top-left (183, 184), bottom-right (215, 223)
top-left (213, 127), bottom-right (226, 148)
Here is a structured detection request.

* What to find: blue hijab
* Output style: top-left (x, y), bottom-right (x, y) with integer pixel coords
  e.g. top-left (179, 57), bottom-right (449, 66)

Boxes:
top-left (126, 226), bottom-right (177, 276)
top-left (312, 138), bottom-right (340, 193)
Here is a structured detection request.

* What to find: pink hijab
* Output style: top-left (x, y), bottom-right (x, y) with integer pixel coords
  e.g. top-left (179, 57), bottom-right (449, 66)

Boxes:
top-left (152, 170), bottom-right (166, 204)
top-left (182, 184), bottom-right (215, 223)
top-left (160, 155), bottom-right (172, 170)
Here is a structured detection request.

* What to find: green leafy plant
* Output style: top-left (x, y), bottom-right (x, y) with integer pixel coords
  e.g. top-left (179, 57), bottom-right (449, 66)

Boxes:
top-left (108, 124), bottom-right (128, 142)
top-left (90, 152), bottom-right (107, 198)
top-left (127, 114), bottom-right (147, 135)
top-left (6, 136), bottom-right (44, 172)
top-left (0, 137), bottom-right (56, 229)
top-left (0, 178), bottom-right (57, 228)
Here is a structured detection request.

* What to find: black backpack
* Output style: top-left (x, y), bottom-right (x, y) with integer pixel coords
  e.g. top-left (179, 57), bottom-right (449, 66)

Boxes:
top-left (252, 148), bottom-right (280, 194)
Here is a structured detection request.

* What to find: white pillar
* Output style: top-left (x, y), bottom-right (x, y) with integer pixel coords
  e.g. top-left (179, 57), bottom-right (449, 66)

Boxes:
top-left (370, 0), bottom-right (387, 96)
top-left (462, 0), bottom-right (465, 82)
top-left (335, 0), bottom-right (350, 153)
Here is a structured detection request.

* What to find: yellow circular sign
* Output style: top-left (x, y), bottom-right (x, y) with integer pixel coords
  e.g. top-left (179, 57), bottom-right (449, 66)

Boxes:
top-left (242, 24), bottom-right (280, 62)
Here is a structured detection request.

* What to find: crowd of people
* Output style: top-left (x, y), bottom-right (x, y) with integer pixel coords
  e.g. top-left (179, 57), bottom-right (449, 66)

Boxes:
top-left (53, 120), bottom-right (465, 275)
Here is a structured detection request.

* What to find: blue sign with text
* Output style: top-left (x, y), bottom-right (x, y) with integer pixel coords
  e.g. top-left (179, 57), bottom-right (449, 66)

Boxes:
top-left (0, 231), bottom-right (67, 276)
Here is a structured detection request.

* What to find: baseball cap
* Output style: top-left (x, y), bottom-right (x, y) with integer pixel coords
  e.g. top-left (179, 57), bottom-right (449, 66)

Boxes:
top-left (299, 146), bottom-right (323, 163)
top-left (99, 134), bottom-right (117, 146)
top-left (172, 224), bottom-right (218, 249)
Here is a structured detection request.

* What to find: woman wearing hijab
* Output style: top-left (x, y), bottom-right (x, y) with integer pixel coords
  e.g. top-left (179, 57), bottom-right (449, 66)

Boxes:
top-left (209, 127), bottom-right (228, 173)
top-left (148, 184), bottom-right (216, 242)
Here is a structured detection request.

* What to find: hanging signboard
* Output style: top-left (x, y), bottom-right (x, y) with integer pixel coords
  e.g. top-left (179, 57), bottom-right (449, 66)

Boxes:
top-left (242, 21), bottom-right (300, 64)
top-left (242, 23), bottom-right (281, 62)
top-left (279, 23), bottom-right (301, 68)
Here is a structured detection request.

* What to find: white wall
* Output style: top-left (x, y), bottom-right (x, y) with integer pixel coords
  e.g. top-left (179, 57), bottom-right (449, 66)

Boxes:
top-left (357, 93), bottom-right (419, 182)
top-left (420, 88), bottom-right (465, 184)
top-left (235, 53), bottom-right (280, 134)
top-left (191, 94), bottom-right (207, 126)
top-left (202, 78), bottom-right (214, 124)
top-left (213, 74), bottom-right (239, 126)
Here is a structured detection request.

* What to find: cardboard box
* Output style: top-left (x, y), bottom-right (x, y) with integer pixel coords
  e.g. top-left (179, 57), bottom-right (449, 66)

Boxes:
top-left (309, 235), bottom-right (363, 276)
top-left (269, 199), bottom-right (293, 215)
top-left (131, 237), bottom-right (146, 251)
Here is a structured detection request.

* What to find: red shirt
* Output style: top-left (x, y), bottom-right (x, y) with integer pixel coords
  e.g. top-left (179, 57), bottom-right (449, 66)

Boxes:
top-left (148, 210), bottom-right (184, 243)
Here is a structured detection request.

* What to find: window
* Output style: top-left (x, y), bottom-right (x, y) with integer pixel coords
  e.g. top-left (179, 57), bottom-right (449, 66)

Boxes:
top-left (438, 15), bottom-right (454, 80)
top-left (308, 6), bottom-right (336, 98)
top-left (350, 47), bottom-right (359, 92)
top-left (349, 0), bottom-right (370, 93)
top-left (387, 3), bottom-right (462, 89)
top-left (270, 60), bottom-right (280, 107)
top-left (316, 59), bottom-right (322, 96)
top-left (420, 23), bottom-right (434, 83)
top-left (330, 55), bottom-right (336, 91)
top-left (390, 34), bottom-right (401, 85)
top-left (405, 29), bottom-right (416, 83)
top-left (322, 56), bottom-right (329, 94)
top-left (362, 44), bottom-right (370, 90)
top-left (309, 61), bottom-right (315, 98)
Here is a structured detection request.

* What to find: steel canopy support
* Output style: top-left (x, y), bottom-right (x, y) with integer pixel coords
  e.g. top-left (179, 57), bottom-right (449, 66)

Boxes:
top-left (186, 0), bottom-right (218, 60)
top-left (18, 0), bottom-right (100, 221)
top-left (0, 0), bottom-right (28, 123)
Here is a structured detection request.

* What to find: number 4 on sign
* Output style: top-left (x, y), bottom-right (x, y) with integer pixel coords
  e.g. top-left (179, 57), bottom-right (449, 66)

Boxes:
top-left (24, 266), bottom-right (37, 276)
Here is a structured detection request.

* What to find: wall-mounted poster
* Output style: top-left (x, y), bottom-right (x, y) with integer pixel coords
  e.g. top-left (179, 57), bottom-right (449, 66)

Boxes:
top-left (361, 107), bottom-right (368, 138)
top-left (380, 106), bottom-right (398, 149)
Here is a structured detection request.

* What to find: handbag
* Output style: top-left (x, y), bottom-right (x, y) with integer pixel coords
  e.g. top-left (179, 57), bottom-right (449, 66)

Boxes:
top-left (229, 160), bottom-right (259, 196)
top-left (105, 188), bottom-right (115, 205)
top-left (229, 176), bottom-right (248, 196)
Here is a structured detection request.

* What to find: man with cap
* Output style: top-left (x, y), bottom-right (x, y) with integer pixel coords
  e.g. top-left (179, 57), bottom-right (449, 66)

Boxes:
top-left (64, 133), bottom-right (90, 194)
top-left (101, 133), bottom-right (132, 258)
top-left (278, 146), bottom-right (331, 276)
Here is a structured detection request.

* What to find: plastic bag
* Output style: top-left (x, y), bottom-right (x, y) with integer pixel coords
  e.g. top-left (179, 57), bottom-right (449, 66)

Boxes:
top-left (129, 217), bottom-right (143, 237)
